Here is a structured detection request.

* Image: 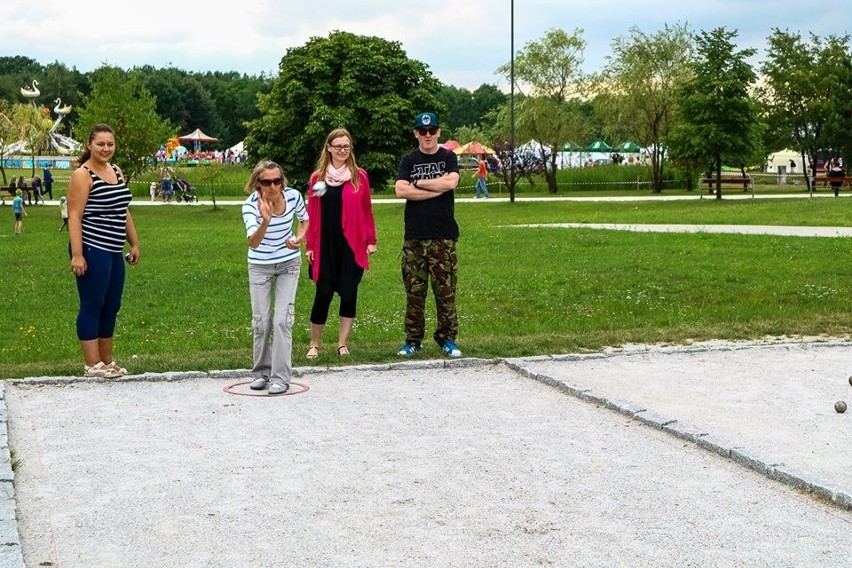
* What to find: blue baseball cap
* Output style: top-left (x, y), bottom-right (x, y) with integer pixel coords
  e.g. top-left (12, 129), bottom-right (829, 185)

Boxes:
top-left (414, 112), bottom-right (440, 129)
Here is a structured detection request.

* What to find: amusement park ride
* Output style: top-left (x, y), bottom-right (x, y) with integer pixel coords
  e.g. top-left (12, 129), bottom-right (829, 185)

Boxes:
top-left (2, 79), bottom-right (83, 157)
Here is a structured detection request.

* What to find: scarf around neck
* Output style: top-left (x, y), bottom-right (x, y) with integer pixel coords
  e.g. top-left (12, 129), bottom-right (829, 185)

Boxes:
top-left (325, 164), bottom-right (352, 186)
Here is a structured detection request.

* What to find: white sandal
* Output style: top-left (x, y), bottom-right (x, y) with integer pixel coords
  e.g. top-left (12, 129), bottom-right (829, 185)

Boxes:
top-left (84, 361), bottom-right (122, 378)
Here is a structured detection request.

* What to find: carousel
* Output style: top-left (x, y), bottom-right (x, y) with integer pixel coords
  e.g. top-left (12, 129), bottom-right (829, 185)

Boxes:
top-left (1, 79), bottom-right (83, 157)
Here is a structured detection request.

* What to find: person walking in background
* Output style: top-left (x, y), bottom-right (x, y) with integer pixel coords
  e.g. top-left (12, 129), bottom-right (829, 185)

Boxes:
top-left (304, 128), bottom-right (377, 360)
top-left (58, 195), bottom-right (68, 231)
top-left (149, 181), bottom-right (157, 201)
top-left (242, 160), bottom-right (309, 394)
top-left (67, 124), bottom-right (140, 378)
top-left (12, 189), bottom-right (26, 235)
top-left (474, 154), bottom-right (490, 199)
top-left (394, 111), bottom-right (462, 358)
top-left (42, 167), bottom-right (54, 200)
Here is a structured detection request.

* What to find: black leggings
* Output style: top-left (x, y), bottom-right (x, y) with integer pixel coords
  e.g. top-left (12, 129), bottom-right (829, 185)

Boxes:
top-left (310, 280), bottom-right (358, 324)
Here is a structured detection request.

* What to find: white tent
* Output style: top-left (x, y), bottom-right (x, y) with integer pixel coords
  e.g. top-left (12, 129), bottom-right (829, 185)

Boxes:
top-left (227, 140), bottom-right (244, 154)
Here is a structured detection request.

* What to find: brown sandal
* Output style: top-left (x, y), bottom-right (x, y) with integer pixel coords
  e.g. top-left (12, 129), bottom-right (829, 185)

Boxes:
top-left (306, 346), bottom-right (319, 360)
top-left (337, 345), bottom-right (350, 356)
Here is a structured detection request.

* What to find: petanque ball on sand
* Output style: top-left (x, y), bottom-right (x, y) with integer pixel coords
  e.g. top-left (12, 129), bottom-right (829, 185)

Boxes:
top-left (835, 401), bottom-right (847, 414)
top-left (848, 375), bottom-right (852, 387)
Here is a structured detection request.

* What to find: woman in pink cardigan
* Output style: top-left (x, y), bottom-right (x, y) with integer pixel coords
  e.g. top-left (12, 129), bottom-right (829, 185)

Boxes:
top-left (305, 128), bottom-right (377, 359)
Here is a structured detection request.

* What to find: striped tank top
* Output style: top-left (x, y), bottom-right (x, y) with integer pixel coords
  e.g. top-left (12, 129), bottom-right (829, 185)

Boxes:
top-left (81, 164), bottom-right (132, 253)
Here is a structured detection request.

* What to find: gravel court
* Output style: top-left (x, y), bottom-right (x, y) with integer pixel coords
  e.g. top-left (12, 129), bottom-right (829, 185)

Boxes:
top-left (517, 340), bottom-right (852, 493)
top-left (5, 358), bottom-right (852, 567)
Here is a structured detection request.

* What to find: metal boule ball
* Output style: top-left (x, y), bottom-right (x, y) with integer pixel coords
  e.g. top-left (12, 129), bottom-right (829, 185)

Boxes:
top-left (848, 375), bottom-right (852, 387)
top-left (835, 401), bottom-right (847, 414)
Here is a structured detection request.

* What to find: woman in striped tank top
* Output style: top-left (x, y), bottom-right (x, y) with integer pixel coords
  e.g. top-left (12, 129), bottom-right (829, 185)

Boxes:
top-left (67, 124), bottom-right (140, 378)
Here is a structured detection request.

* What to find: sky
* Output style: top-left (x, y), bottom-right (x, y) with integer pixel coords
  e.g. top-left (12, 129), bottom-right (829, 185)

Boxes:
top-left (4, 0), bottom-right (848, 90)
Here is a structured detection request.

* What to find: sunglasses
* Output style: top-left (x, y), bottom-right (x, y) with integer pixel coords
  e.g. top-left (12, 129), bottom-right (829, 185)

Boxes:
top-left (258, 177), bottom-right (284, 187)
top-left (330, 144), bottom-right (351, 152)
top-left (416, 127), bottom-right (439, 136)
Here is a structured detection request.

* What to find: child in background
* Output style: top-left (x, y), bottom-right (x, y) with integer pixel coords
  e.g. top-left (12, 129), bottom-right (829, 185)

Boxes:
top-left (13, 189), bottom-right (26, 235)
top-left (149, 182), bottom-right (157, 201)
top-left (59, 195), bottom-right (68, 231)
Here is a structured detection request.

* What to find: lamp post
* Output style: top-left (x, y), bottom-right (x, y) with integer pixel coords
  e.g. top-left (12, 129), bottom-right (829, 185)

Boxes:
top-left (509, 0), bottom-right (515, 203)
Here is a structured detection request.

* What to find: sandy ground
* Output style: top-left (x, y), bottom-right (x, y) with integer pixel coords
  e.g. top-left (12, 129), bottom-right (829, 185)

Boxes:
top-left (4, 340), bottom-right (852, 568)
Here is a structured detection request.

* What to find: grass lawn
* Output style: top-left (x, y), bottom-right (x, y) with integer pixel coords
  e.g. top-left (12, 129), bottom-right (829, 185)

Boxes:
top-left (1, 197), bottom-right (850, 378)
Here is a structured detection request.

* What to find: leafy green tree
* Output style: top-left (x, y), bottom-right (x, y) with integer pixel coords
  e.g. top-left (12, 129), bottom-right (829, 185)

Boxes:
top-left (453, 125), bottom-right (489, 145)
top-left (10, 102), bottom-right (54, 175)
top-left (245, 31), bottom-right (441, 190)
top-left (134, 66), bottom-right (225, 145)
top-left (74, 66), bottom-right (173, 182)
top-left (593, 23), bottom-right (695, 192)
top-left (667, 28), bottom-right (764, 199)
top-left (759, 30), bottom-right (852, 184)
top-left (496, 28), bottom-right (587, 193)
top-left (0, 100), bottom-right (16, 184)
top-left (437, 83), bottom-right (507, 139)
top-left (196, 71), bottom-right (272, 147)
top-left (0, 56), bottom-right (43, 104)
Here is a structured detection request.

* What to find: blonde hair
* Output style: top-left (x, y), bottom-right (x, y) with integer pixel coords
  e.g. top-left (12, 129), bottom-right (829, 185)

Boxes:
top-left (313, 128), bottom-right (360, 191)
top-left (244, 160), bottom-right (288, 195)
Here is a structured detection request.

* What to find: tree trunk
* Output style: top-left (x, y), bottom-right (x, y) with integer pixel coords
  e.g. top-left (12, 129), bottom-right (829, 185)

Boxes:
top-left (651, 147), bottom-right (663, 192)
top-left (546, 152), bottom-right (558, 193)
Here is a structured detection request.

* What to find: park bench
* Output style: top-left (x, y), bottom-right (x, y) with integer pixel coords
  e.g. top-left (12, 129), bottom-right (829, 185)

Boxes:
top-left (811, 176), bottom-right (852, 188)
top-left (4, 186), bottom-right (35, 198)
top-left (701, 176), bottom-right (754, 196)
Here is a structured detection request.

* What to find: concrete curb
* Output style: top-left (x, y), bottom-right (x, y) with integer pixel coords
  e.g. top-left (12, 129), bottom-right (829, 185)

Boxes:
top-left (0, 383), bottom-right (24, 568)
top-left (501, 357), bottom-right (852, 512)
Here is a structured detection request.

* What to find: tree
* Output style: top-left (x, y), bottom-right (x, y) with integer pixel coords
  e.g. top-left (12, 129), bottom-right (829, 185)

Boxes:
top-left (197, 71), bottom-right (272, 147)
top-left (495, 28), bottom-right (587, 193)
top-left (759, 30), bottom-right (852, 185)
top-left (10, 103), bottom-right (53, 175)
top-left (245, 31), bottom-right (442, 190)
top-left (74, 66), bottom-right (173, 182)
top-left (436, 83), bottom-right (508, 139)
top-left (667, 28), bottom-right (764, 199)
top-left (593, 23), bottom-right (695, 192)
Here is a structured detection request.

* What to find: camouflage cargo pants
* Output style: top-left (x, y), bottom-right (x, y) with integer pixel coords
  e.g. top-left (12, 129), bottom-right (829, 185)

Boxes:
top-left (400, 239), bottom-right (458, 346)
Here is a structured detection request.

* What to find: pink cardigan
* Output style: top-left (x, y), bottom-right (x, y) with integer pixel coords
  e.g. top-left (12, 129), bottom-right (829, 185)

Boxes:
top-left (305, 168), bottom-right (377, 283)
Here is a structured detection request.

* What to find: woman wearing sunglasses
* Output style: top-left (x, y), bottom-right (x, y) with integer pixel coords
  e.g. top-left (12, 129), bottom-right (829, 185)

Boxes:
top-left (304, 128), bottom-right (377, 360)
top-left (242, 161), bottom-right (309, 394)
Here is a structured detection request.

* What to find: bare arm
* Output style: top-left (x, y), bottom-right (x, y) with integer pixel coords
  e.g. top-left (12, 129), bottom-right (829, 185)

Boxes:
top-left (67, 168), bottom-right (91, 275)
top-left (125, 211), bottom-right (140, 264)
top-left (287, 218), bottom-right (309, 249)
top-left (247, 192), bottom-right (271, 250)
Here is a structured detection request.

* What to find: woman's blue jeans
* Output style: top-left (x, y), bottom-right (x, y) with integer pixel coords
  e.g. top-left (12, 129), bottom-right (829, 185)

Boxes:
top-left (74, 245), bottom-right (125, 341)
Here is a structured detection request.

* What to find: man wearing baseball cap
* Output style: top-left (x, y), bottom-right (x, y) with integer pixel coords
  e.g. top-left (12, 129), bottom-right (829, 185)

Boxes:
top-left (394, 112), bottom-right (462, 358)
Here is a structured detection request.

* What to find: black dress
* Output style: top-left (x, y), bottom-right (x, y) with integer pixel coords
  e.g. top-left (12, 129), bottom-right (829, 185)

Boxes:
top-left (318, 183), bottom-right (363, 302)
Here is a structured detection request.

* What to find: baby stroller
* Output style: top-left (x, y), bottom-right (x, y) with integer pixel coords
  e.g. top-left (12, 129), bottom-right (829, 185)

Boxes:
top-left (175, 178), bottom-right (198, 202)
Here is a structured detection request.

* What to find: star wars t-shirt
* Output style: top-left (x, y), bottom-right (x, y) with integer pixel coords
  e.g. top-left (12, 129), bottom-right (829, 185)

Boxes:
top-left (396, 147), bottom-right (460, 240)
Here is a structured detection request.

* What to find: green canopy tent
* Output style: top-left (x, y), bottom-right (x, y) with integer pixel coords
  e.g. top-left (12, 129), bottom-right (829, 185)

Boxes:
top-left (617, 141), bottom-right (642, 153)
top-left (584, 140), bottom-right (613, 153)
top-left (562, 142), bottom-right (583, 152)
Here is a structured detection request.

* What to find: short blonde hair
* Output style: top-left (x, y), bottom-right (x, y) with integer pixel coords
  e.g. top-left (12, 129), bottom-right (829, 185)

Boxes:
top-left (244, 160), bottom-right (288, 195)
